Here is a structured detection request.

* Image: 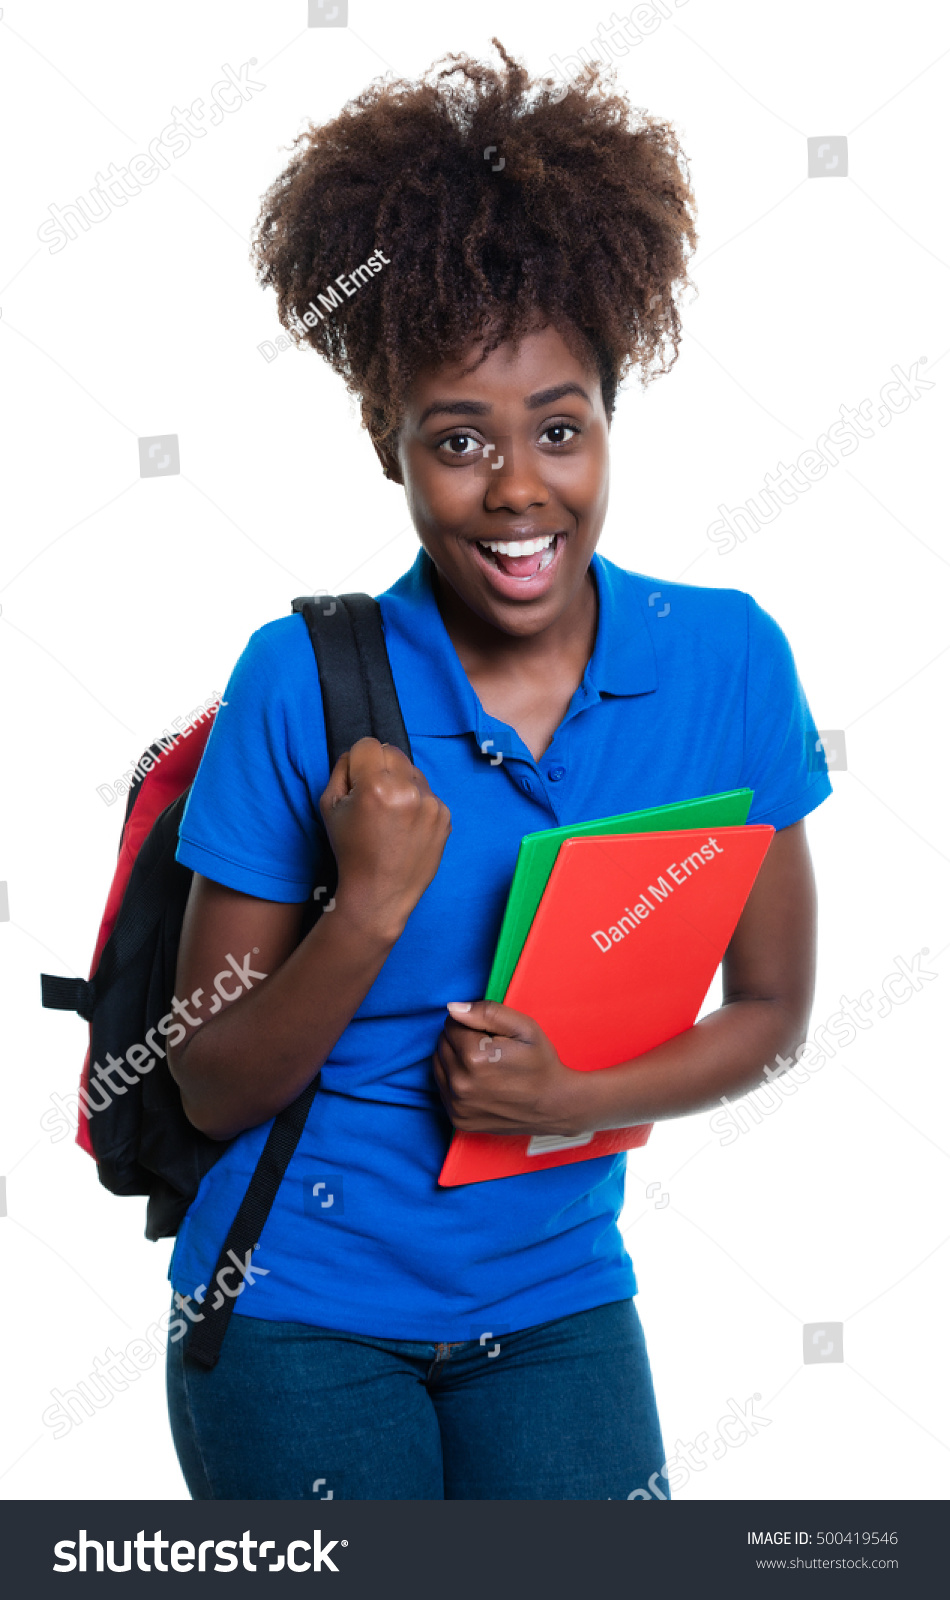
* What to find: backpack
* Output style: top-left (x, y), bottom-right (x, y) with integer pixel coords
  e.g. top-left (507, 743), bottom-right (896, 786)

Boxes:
top-left (40, 593), bottom-right (411, 1367)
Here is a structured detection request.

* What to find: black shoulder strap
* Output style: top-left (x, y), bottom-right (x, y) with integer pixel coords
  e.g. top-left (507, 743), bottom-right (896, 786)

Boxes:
top-left (185, 592), bottom-right (408, 1369)
top-left (290, 593), bottom-right (411, 766)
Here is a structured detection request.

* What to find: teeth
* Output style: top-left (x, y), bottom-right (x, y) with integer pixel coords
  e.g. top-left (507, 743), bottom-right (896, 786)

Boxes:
top-left (478, 534), bottom-right (556, 557)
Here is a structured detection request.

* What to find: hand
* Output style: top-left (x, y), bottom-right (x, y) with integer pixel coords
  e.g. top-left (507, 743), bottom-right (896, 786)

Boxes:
top-left (319, 738), bottom-right (451, 941)
top-left (432, 999), bottom-right (585, 1136)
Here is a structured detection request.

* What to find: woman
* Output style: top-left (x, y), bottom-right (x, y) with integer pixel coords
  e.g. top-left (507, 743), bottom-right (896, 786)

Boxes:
top-left (165, 40), bottom-right (831, 1500)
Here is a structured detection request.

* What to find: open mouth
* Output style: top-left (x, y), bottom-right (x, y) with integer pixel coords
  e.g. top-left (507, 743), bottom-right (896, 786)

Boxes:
top-left (473, 532), bottom-right (561, 579)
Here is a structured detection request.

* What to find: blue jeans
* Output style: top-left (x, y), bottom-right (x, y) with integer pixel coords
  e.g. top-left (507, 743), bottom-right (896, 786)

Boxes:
top-left (166, 1297), bottom-right (667, 1500)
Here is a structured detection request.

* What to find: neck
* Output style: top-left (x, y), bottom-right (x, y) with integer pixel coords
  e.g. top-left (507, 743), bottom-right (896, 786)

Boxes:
top-left (431, 561), bottom-right (599, 686)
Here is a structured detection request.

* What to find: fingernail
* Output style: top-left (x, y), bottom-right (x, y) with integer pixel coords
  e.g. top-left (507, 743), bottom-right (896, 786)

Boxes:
top-left (446, 1001), bottom-right (472, 1013)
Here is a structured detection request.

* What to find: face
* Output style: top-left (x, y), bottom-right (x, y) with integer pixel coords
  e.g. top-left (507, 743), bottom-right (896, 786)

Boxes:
top-left (384, 323), bottom-right (610, 640)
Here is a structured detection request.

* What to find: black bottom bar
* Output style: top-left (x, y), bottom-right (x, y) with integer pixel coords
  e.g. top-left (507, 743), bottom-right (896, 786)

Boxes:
top-left (0, 1499), bottom-right (936, 1596)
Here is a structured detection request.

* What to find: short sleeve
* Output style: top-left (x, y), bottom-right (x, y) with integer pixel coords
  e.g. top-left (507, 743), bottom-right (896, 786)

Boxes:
top-left (175, 621), bottom-right (327, 901)
top-left (742, 597), bottom-right (833, 831)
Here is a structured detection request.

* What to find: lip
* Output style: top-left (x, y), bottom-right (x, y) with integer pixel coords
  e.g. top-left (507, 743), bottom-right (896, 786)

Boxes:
top-left (466, 532), bottom-right (567, 601)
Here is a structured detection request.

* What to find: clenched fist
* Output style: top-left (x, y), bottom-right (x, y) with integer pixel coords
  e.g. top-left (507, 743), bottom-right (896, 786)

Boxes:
top-left (319, 737), bottom-right (452, 943)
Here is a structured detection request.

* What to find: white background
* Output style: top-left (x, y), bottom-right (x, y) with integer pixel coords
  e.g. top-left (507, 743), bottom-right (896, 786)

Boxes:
top-left (1, 0), bottom-right (947, 1502)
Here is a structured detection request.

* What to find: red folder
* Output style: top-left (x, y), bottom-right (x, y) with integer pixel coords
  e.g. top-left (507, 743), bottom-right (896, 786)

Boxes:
top-left (438, 825), bottom-right (774, 1185)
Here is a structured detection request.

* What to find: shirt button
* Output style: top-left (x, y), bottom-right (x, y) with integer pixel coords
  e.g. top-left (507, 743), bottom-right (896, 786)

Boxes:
top-left (520, 776), bottom-right (534, 795)
top-left (547, 765), bottom-right (566, 782)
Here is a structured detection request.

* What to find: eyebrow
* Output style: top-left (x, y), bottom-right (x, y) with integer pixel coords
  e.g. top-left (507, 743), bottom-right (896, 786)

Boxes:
top-left (416, 381), bottom-right (592, 428)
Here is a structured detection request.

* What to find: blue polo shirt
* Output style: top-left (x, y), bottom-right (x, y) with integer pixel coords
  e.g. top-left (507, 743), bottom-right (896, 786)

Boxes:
top-left (168, 547), bottom-right (832, 1339)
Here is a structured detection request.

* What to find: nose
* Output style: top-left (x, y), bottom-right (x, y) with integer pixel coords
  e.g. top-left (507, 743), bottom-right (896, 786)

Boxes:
top-left (481, 437), bottom-right (549, 514)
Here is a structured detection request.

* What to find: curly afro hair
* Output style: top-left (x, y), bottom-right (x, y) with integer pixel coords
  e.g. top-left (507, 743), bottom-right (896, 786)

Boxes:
top-left (251, 38), bottom-right (697, 454)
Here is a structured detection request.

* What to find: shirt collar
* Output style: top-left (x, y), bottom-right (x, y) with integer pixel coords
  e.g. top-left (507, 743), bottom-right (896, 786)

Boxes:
top-left (377, 546), bottom-right (658, 739)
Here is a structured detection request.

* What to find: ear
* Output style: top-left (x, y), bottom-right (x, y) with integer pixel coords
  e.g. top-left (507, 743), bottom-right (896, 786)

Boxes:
top-left (372, 437), bottom-right (403, 485)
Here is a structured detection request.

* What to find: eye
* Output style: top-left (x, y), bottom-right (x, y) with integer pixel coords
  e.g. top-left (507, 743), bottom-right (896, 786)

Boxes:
top-left (437, 433), bottom-right (483, 458)
top-left (541, 423), bottom-right (580, 447)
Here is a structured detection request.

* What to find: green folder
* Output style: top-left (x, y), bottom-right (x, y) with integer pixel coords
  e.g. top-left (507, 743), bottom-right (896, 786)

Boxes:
top-left (485, 788), bottom-right (754, 1002)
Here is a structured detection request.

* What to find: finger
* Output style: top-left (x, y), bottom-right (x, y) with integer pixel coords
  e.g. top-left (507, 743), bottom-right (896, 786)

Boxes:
top-left (442, 1024), bottom-right (536, 1077)
top-left (436, 1029), bottom-right (467, 1077)
top-left (347, 736), bottom-right (435, 798)
top-left (444, 999), bottom-right (535, 1041)
top-left (431, 1046), bottom-right (448, 1099)
top-left (443, 1016), bottom-right (494, 1051)
top-left (442, 1019), bottom-right (490, 1058)
top-left (319, 748), bottom-right (353, 811)
top-left (432, 1037), bottom-right (466, 1105)
top-left (344, 736), bottom-right (387, 780)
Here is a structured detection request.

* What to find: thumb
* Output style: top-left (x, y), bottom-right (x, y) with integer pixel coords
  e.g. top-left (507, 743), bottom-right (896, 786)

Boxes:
top-left (445, 999), bottom-right (529, 1039)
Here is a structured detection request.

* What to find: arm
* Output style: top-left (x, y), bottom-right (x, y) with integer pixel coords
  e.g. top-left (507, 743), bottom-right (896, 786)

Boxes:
top-left (168, 738), bottom-right (451, 1141)
top-left (433, 819), bottom-right (817, 1134)
top-left (165, 877), bottom-right (395, 1141)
